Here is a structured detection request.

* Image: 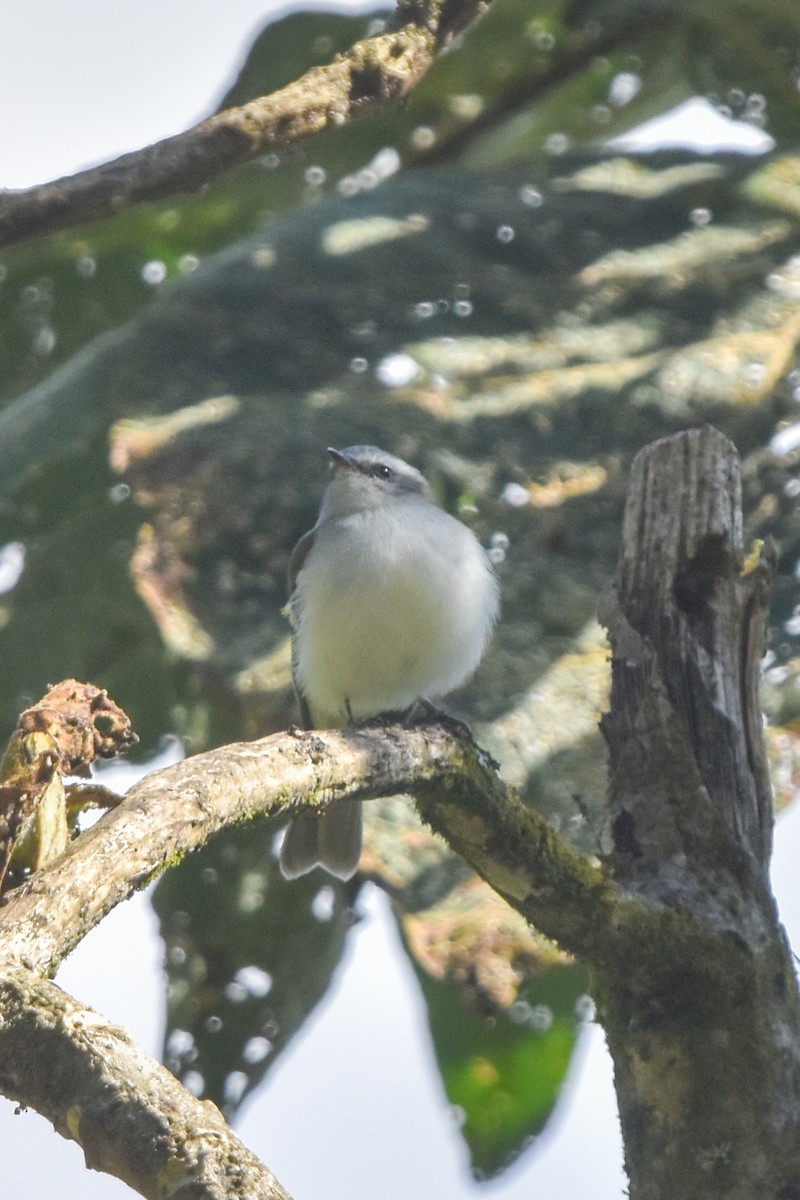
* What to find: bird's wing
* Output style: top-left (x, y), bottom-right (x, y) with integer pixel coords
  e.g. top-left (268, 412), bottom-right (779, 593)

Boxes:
top-left (287, 527), bottom-right (316, 597)
top-left (287, 527), bottom-right (316, 728)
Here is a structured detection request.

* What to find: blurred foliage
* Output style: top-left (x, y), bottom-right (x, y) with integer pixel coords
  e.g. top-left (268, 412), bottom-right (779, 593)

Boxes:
top-left (2, 0), bottom-right (800, 1179)
top-left (413, 954), bottom-right (591, 1177)
top-left (153, 821), bottom-right (354, 1115)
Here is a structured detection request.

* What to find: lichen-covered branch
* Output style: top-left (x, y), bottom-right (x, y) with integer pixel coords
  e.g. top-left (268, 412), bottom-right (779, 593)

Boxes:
top-left (0, 0), bottom-right (494, 249)
top-left (0, 709), bottom-right (623, 1198)
top-left (0, 965), bottom-right (289, 1200)
top-left (0, 721), bottom-right (615, 977)
top-left (598, 427), bottom-right (800, 1200)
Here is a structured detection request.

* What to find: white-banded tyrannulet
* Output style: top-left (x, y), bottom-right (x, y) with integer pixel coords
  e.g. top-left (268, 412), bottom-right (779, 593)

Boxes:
top-left (280, 445), bottom-right (499, 881)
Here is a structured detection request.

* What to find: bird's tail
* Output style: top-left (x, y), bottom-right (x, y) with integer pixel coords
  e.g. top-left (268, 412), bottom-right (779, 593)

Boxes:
top-left (279, 799), bottom-right (362, 881)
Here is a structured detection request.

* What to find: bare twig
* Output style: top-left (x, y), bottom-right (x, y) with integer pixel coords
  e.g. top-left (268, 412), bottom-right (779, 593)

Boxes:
top-left (0, 0), bottom-right (494, 249)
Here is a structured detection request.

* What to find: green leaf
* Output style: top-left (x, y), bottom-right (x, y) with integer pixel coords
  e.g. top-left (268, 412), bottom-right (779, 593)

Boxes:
top-left (153, 821), bottom-right (355, 1116)
top-left (415, 957), bottom-right (592, 1178)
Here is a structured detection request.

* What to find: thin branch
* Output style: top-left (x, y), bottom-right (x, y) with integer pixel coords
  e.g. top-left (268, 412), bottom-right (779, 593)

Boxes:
top-left (0, 0), bottom-right (494, 250)
top-left (0, 722), bottom-right (616, 977)
top-left (0, 965), bottom-right (290, 1200)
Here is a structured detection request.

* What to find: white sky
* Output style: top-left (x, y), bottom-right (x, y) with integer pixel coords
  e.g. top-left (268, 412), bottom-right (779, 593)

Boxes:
top-left (0, 3), bottom-right (786, 1198)
top-left (0, 0), bottom-right (378, 190)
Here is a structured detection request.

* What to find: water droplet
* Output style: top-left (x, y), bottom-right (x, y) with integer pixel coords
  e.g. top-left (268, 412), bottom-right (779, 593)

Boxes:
top-left (544, 132), bottom-right (570, 156)
top-left (205, 1015), bottom-right (223, 1033)
top-left (225, 981), bottom-right (248, 1004)
top-left (304, 165), bottom-right (327, 186)
top-left (608, 71), bottom-right (642, 106)
top-left (350, 319), bottom-right (377, 340)
top-left (496, 224), bottom-right (515, 244)
top-left (76, 255), bottom-right (96, 279)
top-left (168, 945), bottom-right (187, 967)
top-left (453, 299), bottom-right (473, 317)
top-left (689, 207), bottom-right (712, 228)
top-left (311, 886), bottom-right (336, 922)
top-left (166, 1029), bottom-right (195, 1057)
top-left (500, 482), bottom-right (531, 508)
top-left (242, 1036), bottom-right (273, 1064)
top-left (784, 610), bottom-right (800, 637)
top-left (349, 356), bottom-right (369, 374)
top-left (20, 284), bottom-right (41, 306)
top-left (201, 867), bottom-right (218, 886)
top-left (375, 353), bottom-right (420, 387)
top-left (0, 542), bottom-right (25, 594)
top-left (183, 1071), bottom-right (205, 1097)
top-left (233, 965), bottom-right (273, 998)
top-left (357, 167), bottom-right (379, 189)
top-left (32, 325), bottom-right (56, 356)
top-left (141, 260), bottom-right (167, 286)
top-left (519, 183), bottom-right (543, 208)
top-left (744, 361), bottom-right (766, 388)
top-left (575, 993), bottom-right (596, 1021)
top-left (770, 422), bottom-right (800, 457)
top-left (411, 125), bottom-right (436, 150)
top-left (529, 1004), bottom-right (554, 1031)
top-left (178, 254), bottom-right (199, 274)
top-left (413, 300), bottom-right (436, 319)
top-left (370, 146), bottom-right (401, 179)
top-left (223, 1071), bottom-right (249, 1105)
top-left (109, 485), bottom-right (130, 511)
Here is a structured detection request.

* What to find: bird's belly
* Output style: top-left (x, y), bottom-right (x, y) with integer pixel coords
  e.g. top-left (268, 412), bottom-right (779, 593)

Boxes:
top-left (295, 531), bottom-right (490, 724)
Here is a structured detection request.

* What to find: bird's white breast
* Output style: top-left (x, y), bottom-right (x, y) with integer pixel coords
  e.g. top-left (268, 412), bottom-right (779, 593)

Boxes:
top-left (293, 500), bottom-right (498, 726)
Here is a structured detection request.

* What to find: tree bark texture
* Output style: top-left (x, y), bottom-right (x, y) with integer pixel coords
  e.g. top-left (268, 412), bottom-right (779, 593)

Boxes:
top-left (0, 967), bottom-right (289, 1200)
top-left (599, 427), bottom-right (800, 1200)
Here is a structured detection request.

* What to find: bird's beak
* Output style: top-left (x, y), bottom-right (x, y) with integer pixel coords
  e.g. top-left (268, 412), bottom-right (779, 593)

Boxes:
top-left (328, 447), bottom-right (357, 472)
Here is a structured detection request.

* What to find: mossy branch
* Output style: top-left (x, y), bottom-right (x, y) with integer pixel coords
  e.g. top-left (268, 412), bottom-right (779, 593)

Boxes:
top-left (0, 709), bottom-right (622, 1198)
top-left (0, 720), bottom-right (616, 977)
top-left (0, 965), bottom-right (290, 1200)
top-left (0, 0), bottom-right (495, 250)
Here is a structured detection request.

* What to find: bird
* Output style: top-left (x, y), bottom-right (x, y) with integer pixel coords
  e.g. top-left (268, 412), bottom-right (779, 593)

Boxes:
top-left (279, 444), bottom-right (500, 881)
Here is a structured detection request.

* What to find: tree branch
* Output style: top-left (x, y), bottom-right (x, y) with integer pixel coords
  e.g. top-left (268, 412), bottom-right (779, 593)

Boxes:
top-left (0, 0), bottom-right (494, 250)
top-left (0, 722), bottom-right (616, 977)
top-left (0, 715), bottom-right (623, 1196)
top-left (0, 965), bottom-right (290, 1200)
top-left (597, 427), bottom-right (800, 1200)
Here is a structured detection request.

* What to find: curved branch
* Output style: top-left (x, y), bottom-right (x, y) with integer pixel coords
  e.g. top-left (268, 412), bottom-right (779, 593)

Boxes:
top-left (0, 0), bottom-right (494, 250)
top-left (0, 722), bottom-right (615, 977)
top-left (0, 966), bottom-right (289, 1200)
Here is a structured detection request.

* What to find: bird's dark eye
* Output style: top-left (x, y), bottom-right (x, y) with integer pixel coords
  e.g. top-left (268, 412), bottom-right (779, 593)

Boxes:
top-left (373, 464), bottom-right (394, 481)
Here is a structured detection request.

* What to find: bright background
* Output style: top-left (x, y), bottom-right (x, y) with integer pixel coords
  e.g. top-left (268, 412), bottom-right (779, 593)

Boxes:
top-left (0, 4), bottom-right (790, 1198)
